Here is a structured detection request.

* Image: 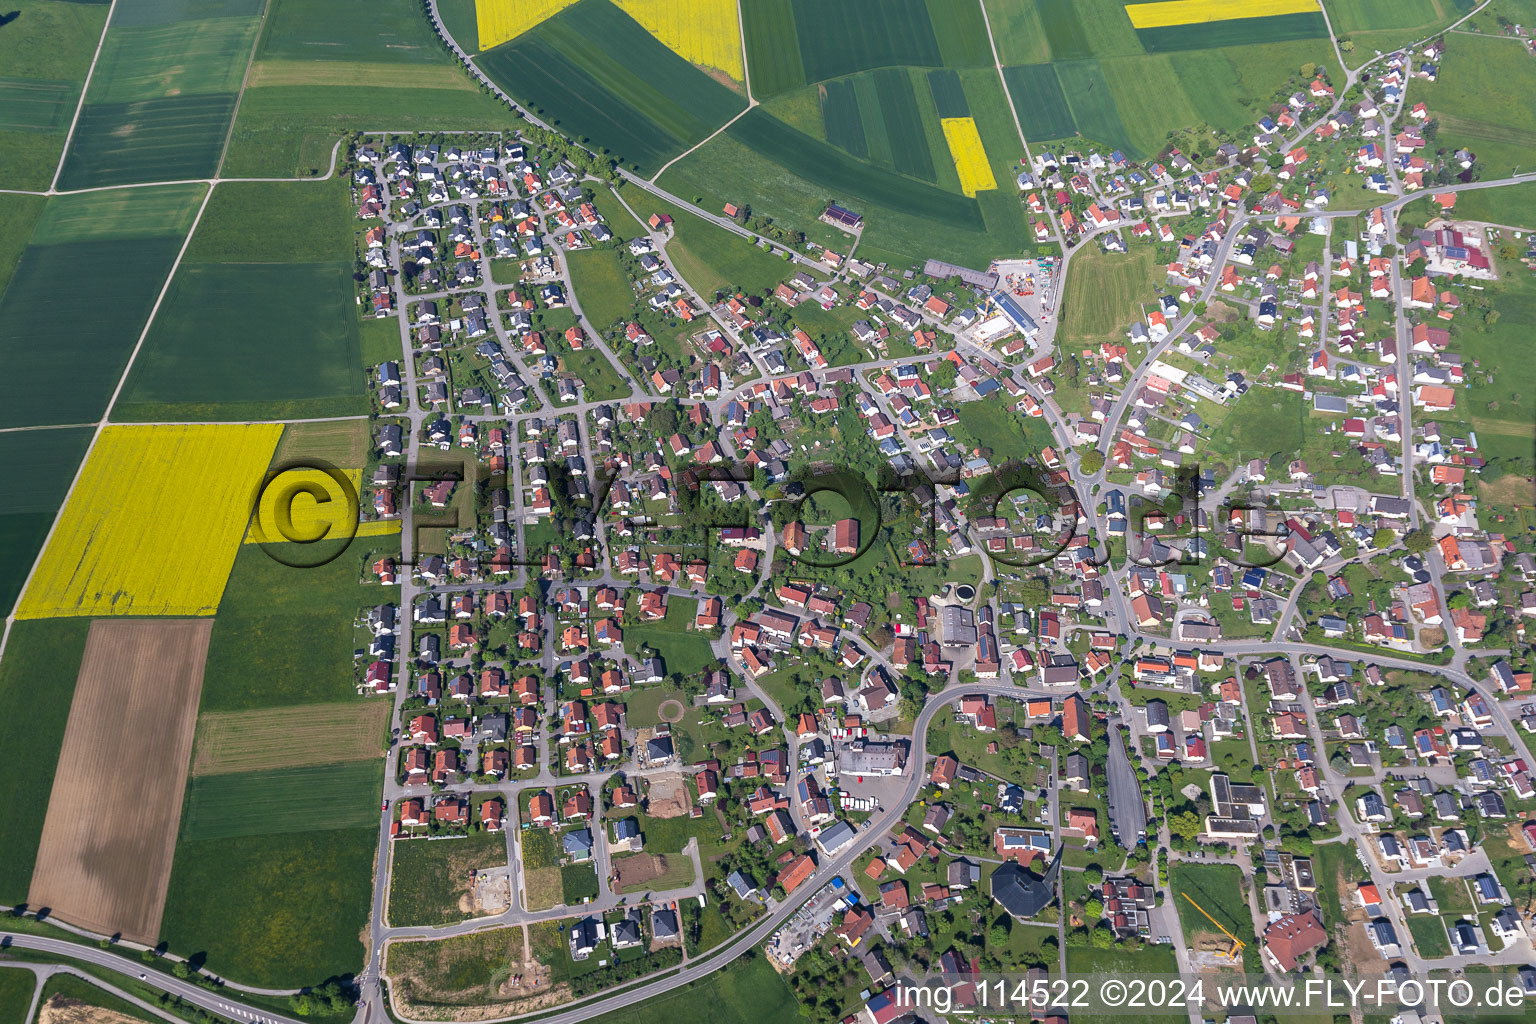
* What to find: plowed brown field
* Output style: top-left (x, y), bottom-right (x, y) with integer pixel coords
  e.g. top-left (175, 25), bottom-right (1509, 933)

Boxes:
top-left (28, 619), bottom-right (212, 943)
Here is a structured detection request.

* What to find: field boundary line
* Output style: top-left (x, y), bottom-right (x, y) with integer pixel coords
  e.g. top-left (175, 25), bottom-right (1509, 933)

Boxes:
top-left (49, 0), bottom-right (120, 193)
top-left (735, 0), bottom-right (752, 103)
top-left (2, 184), bottom-right (215, 635)
top-left (649, 102), bottom-right (757, 184)
top-left (215, 0), bottom-right (274, 178)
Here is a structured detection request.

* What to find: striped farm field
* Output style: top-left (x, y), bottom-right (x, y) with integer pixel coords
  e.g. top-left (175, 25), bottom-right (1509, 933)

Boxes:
top-left (940, 117), bottom-right (996, 196)
top-left (615, 0), bottom-right (744, 81)
top-left (475, 0), bottom-right (574, 48)
top-left (18, 423), bottom-right (282, 619)
top-left (179, 762), bottom-right (381, 841)
top-left (192, 702), bottom-right (390, 775)
top-left (1124, 0), bottom-right (1317, 27)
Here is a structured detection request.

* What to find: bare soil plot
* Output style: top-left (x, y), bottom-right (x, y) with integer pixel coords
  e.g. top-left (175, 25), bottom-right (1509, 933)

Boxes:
top-left (39, 996), bottom-right (143, 1024)
top-left (646, 772), bottom-right (690, 819)
top-left (190, 701), bottom-right (389, 775)
top-left (612, 851), bottom-right (694, 893)
top-left (29, 619), bottom-right (212, 943)
top-left (385, 926), bottom-right (561, 1022)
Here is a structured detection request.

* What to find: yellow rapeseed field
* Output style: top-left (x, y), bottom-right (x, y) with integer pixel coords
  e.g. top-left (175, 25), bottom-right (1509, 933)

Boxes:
top-left (940, 118), bottom-right (997, 198)
top-left (1124, 0), bottom-right (1318, 29)
top-left (18, 424), bottom-right (282, 619)
top-left (614, 0), bottom-right (745, 82)
top-left (246, 467), bottom-right (400, 545)
top-left (475, 0), bottom-right (575, 50)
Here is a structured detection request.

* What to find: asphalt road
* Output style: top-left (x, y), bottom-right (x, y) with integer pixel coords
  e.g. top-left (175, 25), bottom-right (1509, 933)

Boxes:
top-left (0, 933), bottom-right (308, 1024)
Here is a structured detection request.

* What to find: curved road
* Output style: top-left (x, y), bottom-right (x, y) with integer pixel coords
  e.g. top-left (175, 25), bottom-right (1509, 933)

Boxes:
top-left (0, 933), bottom-right (308, 1024)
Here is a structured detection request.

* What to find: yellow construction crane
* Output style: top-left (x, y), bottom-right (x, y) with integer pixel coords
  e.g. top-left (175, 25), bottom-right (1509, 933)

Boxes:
top-left (1181, 892), bottom-right (1246, 962)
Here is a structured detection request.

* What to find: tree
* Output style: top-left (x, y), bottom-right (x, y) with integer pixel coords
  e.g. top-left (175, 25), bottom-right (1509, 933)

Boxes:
top-left (1084, 896), bottom-right (1104, 919)
top-left (1168, 809), bottom-right (1203, 841)
top-left (1079, 449), bottom-right (1105, 474)
top-left (1403, 526), bottom-right (1434, 554)
top-left (1083, 863), bottom-right (1103, 885)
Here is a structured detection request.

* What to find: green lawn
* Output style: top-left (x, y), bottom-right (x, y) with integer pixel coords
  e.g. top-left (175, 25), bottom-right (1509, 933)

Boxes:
top-left (160, 824), bottom-right (378, 988)
top-left (621, 597), bottom-right (718, 676)
top-left (0, 966), bottom-right (35, 1024)
top-left (1407, 914), bottom-right (1451, 958)
top-left (1065, 945), bottom-right (1184, 1023)
top-left (0, 618), bottom-right (90, 904)
top-left (561, 861), bottom-right (600, 904)
top-left (578, 951), bottom-right (797, 1024)
top-left (568, 246), bottom-right (636, 330)
top-left (389, 830), bottom-right (509, 927)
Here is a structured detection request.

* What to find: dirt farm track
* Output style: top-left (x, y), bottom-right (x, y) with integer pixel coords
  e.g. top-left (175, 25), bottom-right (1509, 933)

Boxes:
top-left (28, 618), bottom-right (213, 943)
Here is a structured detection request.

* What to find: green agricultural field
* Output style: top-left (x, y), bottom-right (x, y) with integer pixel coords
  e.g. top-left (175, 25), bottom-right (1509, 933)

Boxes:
top-left (621, 597), bottom-right (717, 676)
top-left (1136, 12), bottom-right (1329, 53)
top-left (579, 953), bottom-right (797, 1024)
top-left (32, 183), bottom-right (206, 243)
top-left (0, 967), bottom-right (33, 1024)
top-left (1324, 0), bottom-right (1473, 63)
top-left (568, 247), bottom-right (636, 330)
top-left (198, 542), bottom-right (383, 713)
top-left (822, 79), bottom-right (868, 158)
top-left (1054, 59), bottom-right (1134, 155)
top-left (1003, 64), bottom-right (1077, 141)
top-left (725, 109), bottom-right (982, 228)
top-left (619, 187), bottom-right (792, 297)
top-left (927, 0), bottom-right (993, 67)
top-left (57, 93), bottom-right (238, 188)
top-left (742, 0), bottom-right (805, 97)
top-left (114, 261), bottom-right (367, 421)
top-left (0, 427), bottom-right (92, 615)
top-left (983, 0), bottom-right (1050, 64)
top-left (0, 617), bottom-right (90, 904)
top-left (790, 0), bottom-right (944, 83)
top-left (0, 237), bottom-right (186, 428)
top-left (872, 67), bottom-right (938, 182)
top-left (273, 417), bottom-right (369, 468)
top-left (0, 0), bottom-right (111, 188)
top-left (1058, 245), bottom-right (1159, 344)
top-left (1442, 181), bottom-right (1536, 228)
top-left (184, 179), bottom-right (354, 262)
top-left (388, 830), bottom-right (509, 927)
top-left (88, 16), bottom-right (259, 102)
top-left (359, 316), bottom-right (405, 367)
top-left (179, 762), bottom-right (382, 841)
top-left (927, 68), bottom-right (970, 118)
top-left (1209, 387), bottom-right (1307, 466)
top-left (477, 0), bottom-right (745, 176)
top-left (1420, 33), bottom-right (1536, 177)
top-left (0, 195), bottom-right (47, 308)
top-left (160, 824), bottom-right (377, 987)
top-left (560, 347), bottom-right (631, 402)
top-left (222, 0), bottom-right (512, 175)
